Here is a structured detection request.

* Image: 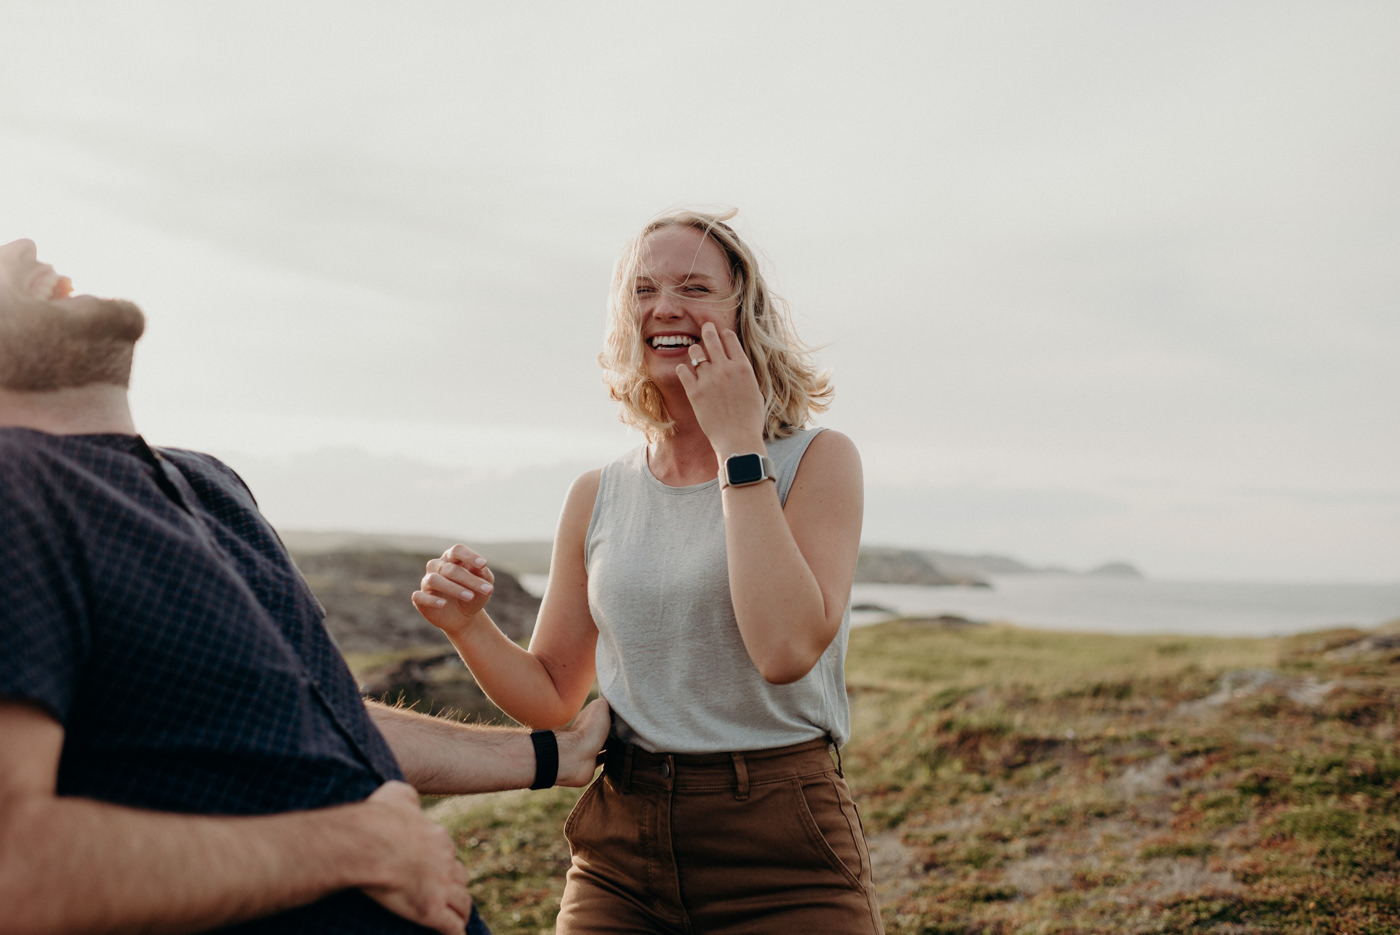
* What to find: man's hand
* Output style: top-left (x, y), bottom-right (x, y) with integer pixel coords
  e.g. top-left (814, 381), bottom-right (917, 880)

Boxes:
top-left (0, 702), bottom-right (479, 935)
top-left (359, 782), bottom-right (473, 935)
top-left (555, 697), bottom-right (611, 788)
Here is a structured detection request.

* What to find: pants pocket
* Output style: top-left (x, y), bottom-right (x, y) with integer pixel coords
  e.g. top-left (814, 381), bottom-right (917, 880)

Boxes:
top-left (791, 773), bottom-right (869, 888)
top-left (563, 773), bottom-right (604, 851)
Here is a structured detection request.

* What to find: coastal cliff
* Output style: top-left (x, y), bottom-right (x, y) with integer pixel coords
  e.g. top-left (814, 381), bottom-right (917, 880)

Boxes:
top-left (855, 546), bottom-right (990, 587)
top-left (284, 532), bottom-right (1143, 718)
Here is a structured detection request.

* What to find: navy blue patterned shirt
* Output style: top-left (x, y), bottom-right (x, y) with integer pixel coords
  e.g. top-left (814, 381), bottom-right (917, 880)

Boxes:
top-left (0, 428), bottom-right (457, 934)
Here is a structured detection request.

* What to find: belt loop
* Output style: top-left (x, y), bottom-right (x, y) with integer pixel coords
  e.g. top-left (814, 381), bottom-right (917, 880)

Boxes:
top-left (829, 734), bottom-right (844, 778)
top-left (730, 753), bottom-right (750, 801)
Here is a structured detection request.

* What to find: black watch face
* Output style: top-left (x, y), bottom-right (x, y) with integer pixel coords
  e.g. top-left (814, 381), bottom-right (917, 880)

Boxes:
top-left (727, 453), bottom-right (765, 485)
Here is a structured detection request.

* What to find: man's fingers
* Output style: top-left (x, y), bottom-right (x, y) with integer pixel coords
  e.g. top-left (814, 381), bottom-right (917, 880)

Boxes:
top-left (555, 698), bottom-right (611, 787)
top-left (368, 780), bottom-right (419, 808)
top-left (362, 782), bottom-right (474, 934)
top-left (446, 886), bottom-right (474, 925)
top-left (426, 904), bottom-right (470, 935)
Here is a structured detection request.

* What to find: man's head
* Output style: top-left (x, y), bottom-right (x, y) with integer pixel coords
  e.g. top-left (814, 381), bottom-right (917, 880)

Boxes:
top-left (0, 239), bottom-right (146, 392)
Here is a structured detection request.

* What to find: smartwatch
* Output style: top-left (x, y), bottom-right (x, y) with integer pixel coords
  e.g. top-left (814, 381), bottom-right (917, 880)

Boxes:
top-left (720, 452), bottom-right (777, 489)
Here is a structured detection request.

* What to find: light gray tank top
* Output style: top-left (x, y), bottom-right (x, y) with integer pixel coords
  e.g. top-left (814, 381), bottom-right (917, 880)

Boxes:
top-left (584, 427), bottom-right (852, 754)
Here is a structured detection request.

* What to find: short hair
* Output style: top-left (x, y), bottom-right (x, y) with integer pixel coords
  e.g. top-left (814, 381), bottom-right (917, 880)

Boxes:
top-left (599, 208), bottom-right (833, 442)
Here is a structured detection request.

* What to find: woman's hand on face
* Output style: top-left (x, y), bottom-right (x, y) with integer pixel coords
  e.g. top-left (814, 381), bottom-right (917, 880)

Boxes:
top-left (675, 321), bottom-right (766, 455)
top-left (411, 544), bottom-right (496, 636)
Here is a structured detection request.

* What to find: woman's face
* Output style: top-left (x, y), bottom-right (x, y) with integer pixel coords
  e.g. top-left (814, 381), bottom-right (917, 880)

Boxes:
top-left (634, 225), bottom-right (737, 386)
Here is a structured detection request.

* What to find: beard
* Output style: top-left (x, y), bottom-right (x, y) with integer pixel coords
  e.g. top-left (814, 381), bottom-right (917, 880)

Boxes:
top-left (0, 295), bottom-right (147, 392)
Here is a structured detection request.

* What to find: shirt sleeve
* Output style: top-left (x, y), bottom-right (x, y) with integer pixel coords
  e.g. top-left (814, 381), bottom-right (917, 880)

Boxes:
top-left (0, 455), bottom-right (90, 723)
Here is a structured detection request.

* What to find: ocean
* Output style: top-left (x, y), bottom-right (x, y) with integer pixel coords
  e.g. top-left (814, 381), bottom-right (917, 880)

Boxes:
top-left (519, 573), bottom-right (1400, 639)
top-left (849, 576), bottom-right (1400, 638)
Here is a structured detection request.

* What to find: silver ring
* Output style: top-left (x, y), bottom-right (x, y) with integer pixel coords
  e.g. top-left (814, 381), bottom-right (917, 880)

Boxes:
top-left (691, 356), bottom-right (707, 368)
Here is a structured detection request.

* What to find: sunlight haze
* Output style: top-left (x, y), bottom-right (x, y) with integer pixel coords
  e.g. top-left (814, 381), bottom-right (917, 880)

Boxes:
top-left (4, 1), bottom-right (1397, 581)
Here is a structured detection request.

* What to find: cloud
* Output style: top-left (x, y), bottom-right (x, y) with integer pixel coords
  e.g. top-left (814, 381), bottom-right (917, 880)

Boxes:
top-left (5, 2), bottom-right (1398, 580)
top-left (221, 447), bottom-right (591, 544)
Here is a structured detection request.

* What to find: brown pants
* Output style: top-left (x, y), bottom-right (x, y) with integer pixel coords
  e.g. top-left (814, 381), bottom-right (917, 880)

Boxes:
top-left (556, 736), bottom-right (885, 934)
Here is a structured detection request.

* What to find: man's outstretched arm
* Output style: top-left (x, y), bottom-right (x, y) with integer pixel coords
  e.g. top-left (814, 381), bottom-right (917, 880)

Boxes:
top-left (368, 696), bottom-right (611, 794)
top-left (0, 701), bottom-right (472, 935)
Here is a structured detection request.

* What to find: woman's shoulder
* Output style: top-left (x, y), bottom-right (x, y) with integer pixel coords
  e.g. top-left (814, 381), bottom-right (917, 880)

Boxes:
top-left (769, 425), bottom-right (858, 462)
top-left (568, 466), bottom-right (604, 499)
top-left (804, 427), bottom-right (858, 458)
top-left (592, 443), bottom-right (649, 480)
top-left (783, 427), bottom-right (861, 491)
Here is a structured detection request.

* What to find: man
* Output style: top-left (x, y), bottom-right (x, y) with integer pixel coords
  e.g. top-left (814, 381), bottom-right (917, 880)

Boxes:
top-left (0, 239), bottom-right (609, 935)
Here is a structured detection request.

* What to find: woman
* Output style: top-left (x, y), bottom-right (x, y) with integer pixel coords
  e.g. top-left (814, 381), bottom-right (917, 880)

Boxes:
top-left (413, 209), bottom-right (882, 934)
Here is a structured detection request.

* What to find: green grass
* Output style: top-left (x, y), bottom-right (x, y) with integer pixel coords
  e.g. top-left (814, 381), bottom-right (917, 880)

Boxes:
top-left (403, 618), bottom-right (1400, 934)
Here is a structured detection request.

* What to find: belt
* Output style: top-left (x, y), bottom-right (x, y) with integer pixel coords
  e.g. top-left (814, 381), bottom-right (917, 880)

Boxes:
top-left (601, 734), bottom-right (841, 799)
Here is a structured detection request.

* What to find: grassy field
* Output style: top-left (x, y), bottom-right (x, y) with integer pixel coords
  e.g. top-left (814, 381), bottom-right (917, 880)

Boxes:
top-left (376, 618), bottom-right (1400, 934)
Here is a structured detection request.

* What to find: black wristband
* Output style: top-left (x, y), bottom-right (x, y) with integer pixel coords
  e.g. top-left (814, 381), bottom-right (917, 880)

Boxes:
top-left (529, 729), bottom-right (558, 790)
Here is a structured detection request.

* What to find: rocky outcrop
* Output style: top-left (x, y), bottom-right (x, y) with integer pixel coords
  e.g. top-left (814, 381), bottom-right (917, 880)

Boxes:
top-left (284, 531), bottom-right (1145, 589)
top-left (1086, 561), bottom-right (1145, 578)
top-left (292, 549), bottom-right (539, 654)
top-left (920, 549), bottom-right (1145, 580)
top-left (855, 547), bottom-right (989, 587)
top-left (918, 549), bottom-right (1035, 577)
top-left (357, 650), bottom-right (504, 721)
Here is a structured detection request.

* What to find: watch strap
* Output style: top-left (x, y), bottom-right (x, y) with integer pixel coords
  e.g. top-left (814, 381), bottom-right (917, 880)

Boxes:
top-left (529, 729), bottom-right (558, 789)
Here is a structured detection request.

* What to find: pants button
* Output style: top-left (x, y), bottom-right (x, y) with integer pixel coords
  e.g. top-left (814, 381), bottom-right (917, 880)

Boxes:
top-left (659, 761), bottom-right (672, 778)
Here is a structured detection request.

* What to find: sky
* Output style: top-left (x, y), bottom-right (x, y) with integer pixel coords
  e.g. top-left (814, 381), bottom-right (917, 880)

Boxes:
top-left (4, 1), bottom-right (1397, 581)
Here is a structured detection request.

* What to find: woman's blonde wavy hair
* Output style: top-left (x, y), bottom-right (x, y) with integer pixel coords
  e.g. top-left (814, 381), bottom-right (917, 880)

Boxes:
top-left (599, 208), bottom-right (833, 442)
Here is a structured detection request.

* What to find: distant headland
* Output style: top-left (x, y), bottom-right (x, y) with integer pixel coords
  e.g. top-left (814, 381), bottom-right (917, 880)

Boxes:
top-left (854, 546), bottom-right (1143, 587)
top-left (280, 530), bottom-right (1144, 588)
top-left (280, 531), bottom-right (1144, 718)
